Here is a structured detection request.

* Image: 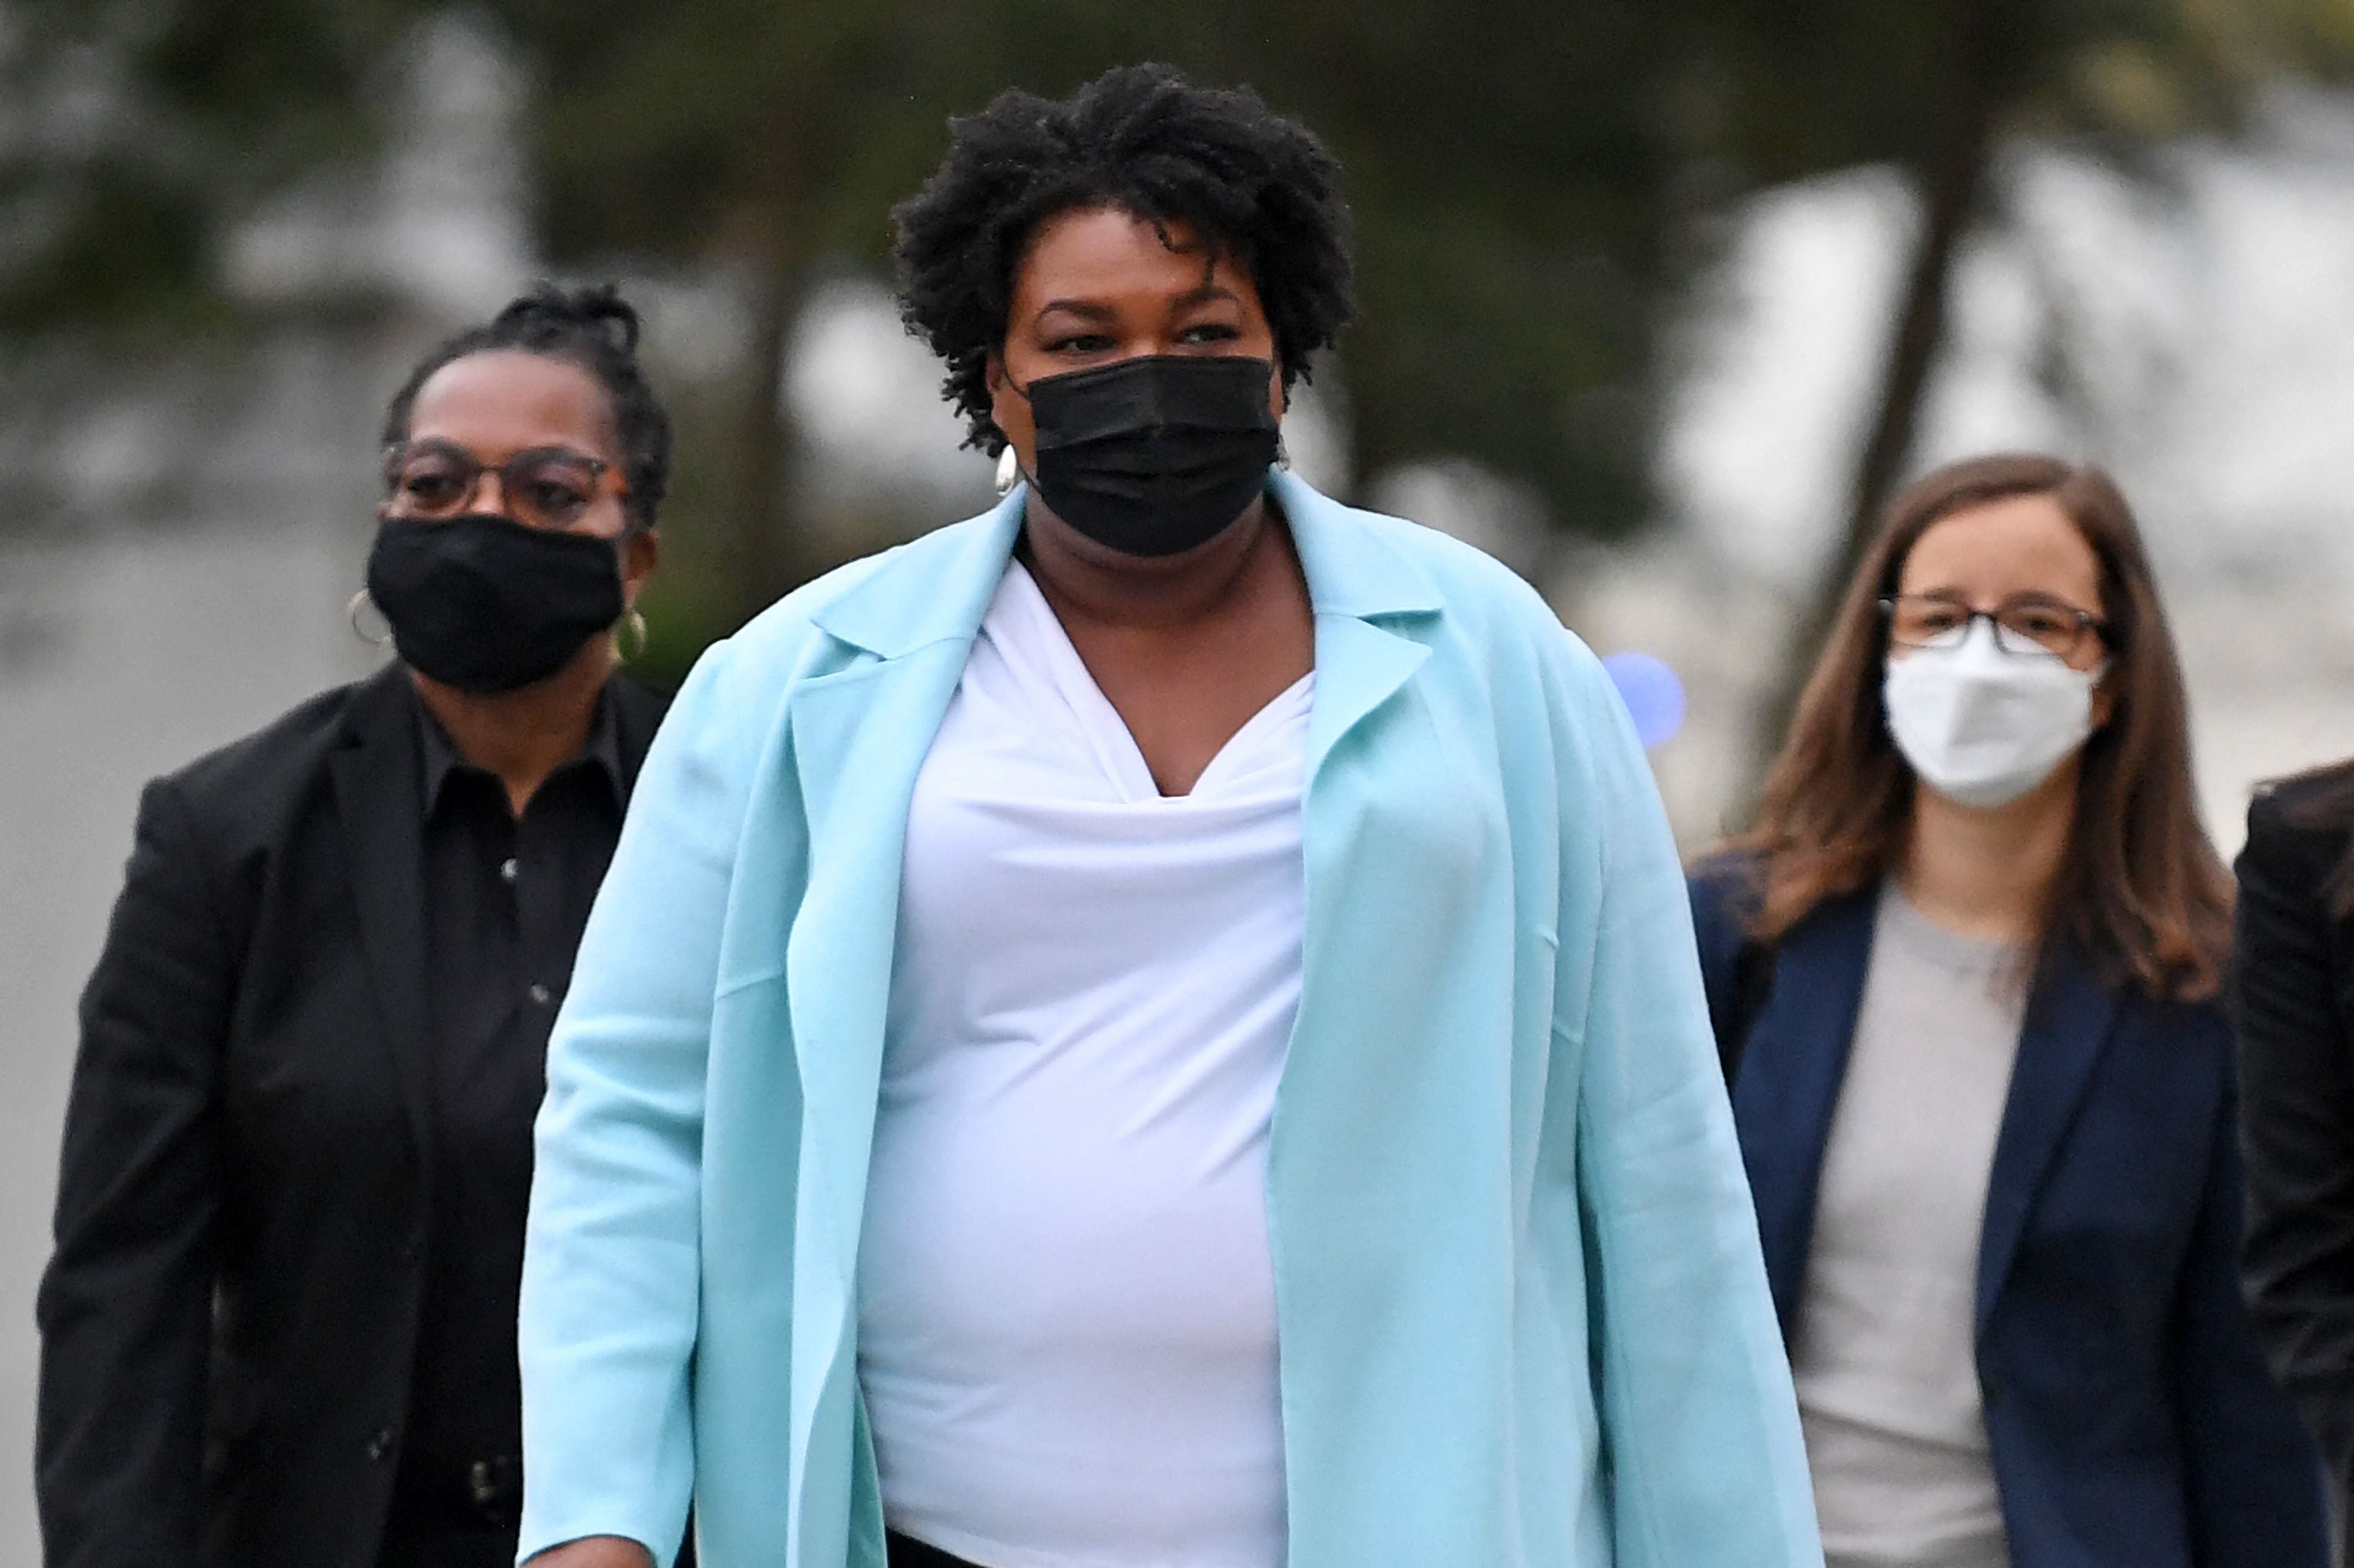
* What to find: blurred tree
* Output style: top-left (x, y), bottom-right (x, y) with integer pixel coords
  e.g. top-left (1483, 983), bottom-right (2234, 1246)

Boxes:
top-left (487, 0), bottom-right (1733, 629)
top-left (0, 0), bottom-right (1756, 644)
top-left (1137, 1), bottom-right (1718, 548)
top-left (9, 0), bottom-right (2354, 675)
top-left (474, 1), bottom-right (1046, 628)
top-left (0, 0), bottom-right (417, 329)
top-left (0, 1), bottom-right (1042, 629)
top-left (1685, 0), bottom-right (2354, 758)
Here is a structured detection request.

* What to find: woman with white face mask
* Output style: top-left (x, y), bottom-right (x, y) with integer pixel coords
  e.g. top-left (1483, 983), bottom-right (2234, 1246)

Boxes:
top-left (1688, 452), bottom-right (2326, 1568)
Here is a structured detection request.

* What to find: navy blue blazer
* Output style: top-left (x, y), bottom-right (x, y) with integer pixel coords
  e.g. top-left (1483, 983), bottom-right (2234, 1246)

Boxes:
top-left (1688, 865), bottom-right (2326, 1568)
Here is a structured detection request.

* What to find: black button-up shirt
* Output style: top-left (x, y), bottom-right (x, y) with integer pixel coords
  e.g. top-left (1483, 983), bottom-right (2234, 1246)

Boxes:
top-left (400, 689), bottom-right (626, 1484)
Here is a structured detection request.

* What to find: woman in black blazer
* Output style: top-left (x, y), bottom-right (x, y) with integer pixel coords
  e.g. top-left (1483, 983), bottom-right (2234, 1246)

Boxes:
top-left (2236, 765), bottom-right (2354, 1555)
top-left (35, 284), bottom-right (675, 1568)
top-left (1692, 453), bottom-right (2324, 1568)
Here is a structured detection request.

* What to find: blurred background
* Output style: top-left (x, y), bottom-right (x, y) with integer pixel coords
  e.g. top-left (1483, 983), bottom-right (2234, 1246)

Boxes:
top-left (9, 0), bottom-right (2354, 1554)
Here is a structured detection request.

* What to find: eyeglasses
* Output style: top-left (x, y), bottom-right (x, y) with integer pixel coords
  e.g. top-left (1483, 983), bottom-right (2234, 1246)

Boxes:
top-left (381, 439), bottom-right (627, 531)
top-left (1879, 592), bottom-right (2107, 660)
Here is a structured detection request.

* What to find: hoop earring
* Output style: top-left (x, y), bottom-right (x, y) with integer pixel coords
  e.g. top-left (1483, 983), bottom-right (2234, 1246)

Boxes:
top-left (347, 590), bottom-right (391, 647)
top-left (1275, 434), bottom-right (1292, 472)
top-left (614, 608), bottom-right (649, 663)
top-left (995, 446), bottom-right (1019, 497)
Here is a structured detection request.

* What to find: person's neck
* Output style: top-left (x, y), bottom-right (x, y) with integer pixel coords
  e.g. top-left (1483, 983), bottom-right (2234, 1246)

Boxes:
top-left (1019, 496), bottom-right (1283, 631)
top-left (411, 641), bottom-right (611, 816)
top-left (1897, 763), bottom-right (2079, 945)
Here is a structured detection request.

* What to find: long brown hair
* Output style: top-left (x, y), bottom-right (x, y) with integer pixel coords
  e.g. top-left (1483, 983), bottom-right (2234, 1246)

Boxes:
top-left (1726, 452), bottom-right (2232, 1001)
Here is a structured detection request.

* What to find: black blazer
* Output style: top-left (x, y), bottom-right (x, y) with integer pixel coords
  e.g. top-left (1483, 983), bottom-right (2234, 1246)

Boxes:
top-left (35, 664), bottom-right (667, 1568)
top-left (2236, 773), bottom-right (2354, 1546)
top-left (1691, 863), bottom-right (2327, 1568)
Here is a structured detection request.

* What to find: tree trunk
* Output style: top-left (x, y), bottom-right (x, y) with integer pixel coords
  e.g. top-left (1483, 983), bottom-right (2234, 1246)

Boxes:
top-left (732, 255), bottom-right (803, 625)
top-left (721, 207), bottom-right (813, 631)
top-left (1747, 0), bottom-right (2021, 787)
top-left (1835, 18), bottom-right (2011, 588)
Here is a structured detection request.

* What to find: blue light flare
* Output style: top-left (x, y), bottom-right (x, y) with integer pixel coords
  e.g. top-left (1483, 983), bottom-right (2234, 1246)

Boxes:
top-left (1601, 651), bottom-right (1687, 750)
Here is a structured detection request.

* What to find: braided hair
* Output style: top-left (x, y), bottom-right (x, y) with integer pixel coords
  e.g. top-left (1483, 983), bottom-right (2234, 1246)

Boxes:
top-left (892, 63), bottom-right (1356, 456)
top-left (381, 282), bottom-right (674, 531)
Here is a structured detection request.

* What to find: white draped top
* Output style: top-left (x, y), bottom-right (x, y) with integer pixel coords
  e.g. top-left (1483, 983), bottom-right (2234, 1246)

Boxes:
top-left (856, 560), bottom-right (1311, 1568)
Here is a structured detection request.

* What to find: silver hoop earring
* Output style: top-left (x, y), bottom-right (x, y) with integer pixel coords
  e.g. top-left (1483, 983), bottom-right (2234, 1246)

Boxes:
top-left (347, 590), bottom-right (391, 647)
top-left (995, 446), bottom-right (1019, 497)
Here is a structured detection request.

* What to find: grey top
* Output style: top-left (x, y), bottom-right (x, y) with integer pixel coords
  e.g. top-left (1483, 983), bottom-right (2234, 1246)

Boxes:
top-left (1790, 884), bottom-right (2026, 1568)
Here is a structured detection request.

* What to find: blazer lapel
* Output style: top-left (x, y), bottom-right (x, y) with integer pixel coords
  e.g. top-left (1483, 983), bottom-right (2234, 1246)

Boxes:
top-left (1731, 891), bottom-right (1877, 1334)
top-left (782, 647), bottom-right (975, 1279)
top-left (761, 494), bottom-right (1025, 1553)
top-left (1270, 471), bottom-right (1442, 785)
top-left (782, 493), bottom-right (1026, 1238)
top-left (1302, 617), bottom-right (1431, 784)
top-left (327, 666), bottom-right (437, 1184)
top-left (1975, 956), bottom-right (2117, 1339)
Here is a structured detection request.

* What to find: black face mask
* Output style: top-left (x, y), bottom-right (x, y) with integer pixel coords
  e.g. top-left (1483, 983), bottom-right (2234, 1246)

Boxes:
top-left (366, 512), bottom-right (626, 694)
top-left (1020, 354), bottom-right (1281, 557)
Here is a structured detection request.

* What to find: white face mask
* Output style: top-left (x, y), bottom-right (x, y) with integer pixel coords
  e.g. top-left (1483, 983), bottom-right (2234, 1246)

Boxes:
top-left (1883, 618), bottom-right (2102, 809)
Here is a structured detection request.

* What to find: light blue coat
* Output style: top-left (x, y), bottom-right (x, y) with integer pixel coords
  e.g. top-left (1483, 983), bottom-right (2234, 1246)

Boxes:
top-left (516, 472), bottom-right (1822, 1568)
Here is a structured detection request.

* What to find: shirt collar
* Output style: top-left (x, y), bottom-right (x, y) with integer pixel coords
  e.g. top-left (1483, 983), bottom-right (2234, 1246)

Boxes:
top-left (413, 679), bottom-right (628, 817)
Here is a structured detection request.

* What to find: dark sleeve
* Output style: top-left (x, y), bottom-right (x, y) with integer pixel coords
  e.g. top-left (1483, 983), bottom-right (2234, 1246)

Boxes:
top-left (2174, 1046), bottom-right (2332, 1566)
top-left (1685, 861), bottom-right (1746, 1045)
top-left (2233, 791), bottom-right (2354, 1502)
top-left (35, 778), bottom-right (232, 1568)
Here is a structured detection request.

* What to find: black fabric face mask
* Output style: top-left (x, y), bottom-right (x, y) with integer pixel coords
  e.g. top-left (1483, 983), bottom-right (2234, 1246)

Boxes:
top-left (366, 512), bottom-right (626, 694)
top-left (1020, 354), bottom-right (1282, 557)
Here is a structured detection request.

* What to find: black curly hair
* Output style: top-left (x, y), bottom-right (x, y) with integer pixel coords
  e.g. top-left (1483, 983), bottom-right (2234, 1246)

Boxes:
top-left (380, 282), bottom-right (674, 531)
top-left (892, 63), bottom-right (1356, 456)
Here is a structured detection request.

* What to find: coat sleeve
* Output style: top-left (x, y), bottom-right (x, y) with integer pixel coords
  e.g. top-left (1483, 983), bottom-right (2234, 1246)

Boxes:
top-left (35, 778), bottom-right (231, 1568)
top-left (1558, 657), bottom-right (1823, 1567)
top-left (2232, 791), bottom-right (2354, 1514)
top-left (2173, 1046), bottom-right (2331, 1566)
top-left (517, 644), bottom-right (752, 1567)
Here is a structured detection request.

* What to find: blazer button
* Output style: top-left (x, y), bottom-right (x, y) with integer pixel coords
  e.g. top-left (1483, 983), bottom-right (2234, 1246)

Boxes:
top-left (528, 983), bottom-right (553, 1007)
top-left (365, 1427), bottom-right (394, 1463)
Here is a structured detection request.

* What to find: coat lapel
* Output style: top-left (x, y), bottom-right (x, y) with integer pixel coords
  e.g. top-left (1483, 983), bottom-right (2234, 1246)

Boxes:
top-left (766, 492), bottom-right (1025, 1558)
top-left (783, 493), bottom-right (1026, 1219)
top-left (1269, 471), bottom-right (1441, 784)
top-left (1731, 891), bottom-right (1877, 1334)
top-left (1975, 956), bottom-right (2117, 1338)
top-left (782, 648), bottom-right (976, 1273)
top-left (327, 665), bottom-right (437, 1184)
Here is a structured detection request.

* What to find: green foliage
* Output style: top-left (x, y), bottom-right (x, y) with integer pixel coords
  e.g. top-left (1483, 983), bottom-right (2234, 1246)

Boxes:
top-left (8, 0), bottom-right (2354, 645)
top-left (1684, 0), bottom-right (2353, 184)
top-left (0, 0), bottom-right (420, 327)
top-left (473, 0), bottom-right (1718, 560)
top-left (0, 161), bottom-right (215, 329)
top-left (1245, 0), bottom-right (1695, 540)
top-left (485, 0), bottom-right (1023, 265)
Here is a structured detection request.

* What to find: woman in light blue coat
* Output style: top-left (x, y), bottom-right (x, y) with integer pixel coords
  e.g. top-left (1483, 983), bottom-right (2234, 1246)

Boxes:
top-left (518, 65), bottom-right (1819, 1568)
